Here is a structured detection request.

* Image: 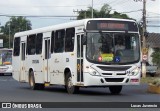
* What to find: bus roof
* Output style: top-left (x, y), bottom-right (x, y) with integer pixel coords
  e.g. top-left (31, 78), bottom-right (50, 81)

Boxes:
top-left (14, 18), bottom-right (136, 37)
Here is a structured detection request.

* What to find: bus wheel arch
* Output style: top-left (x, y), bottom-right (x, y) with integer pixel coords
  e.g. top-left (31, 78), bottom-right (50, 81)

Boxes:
top-left (28, 68), bottom-right (36, 90)
top-left (64, 68), bottom-right (79, 94)
top-left (64, 68), bottom-right (70, 82)
top-left (28, 68), bottom-right (44, 90)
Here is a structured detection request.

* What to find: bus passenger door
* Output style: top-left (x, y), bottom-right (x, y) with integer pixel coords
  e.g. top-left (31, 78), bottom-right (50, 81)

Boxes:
top-left (20, 42), bottom-right (26, 82)
top-left (77, 34), bottom-right (84, 83)
top-left (44, 38), bottom-right (50, 83)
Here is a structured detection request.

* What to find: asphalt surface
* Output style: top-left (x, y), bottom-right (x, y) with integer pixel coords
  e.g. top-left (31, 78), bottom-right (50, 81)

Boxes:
top-left (0, 76), bottom-right (159, 111)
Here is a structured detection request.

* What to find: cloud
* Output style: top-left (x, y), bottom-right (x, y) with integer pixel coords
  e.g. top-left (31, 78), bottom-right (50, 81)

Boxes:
top-left (0, 0), bottom-right (41, 15)
top-left (0, 0), bottom-right (159, 32)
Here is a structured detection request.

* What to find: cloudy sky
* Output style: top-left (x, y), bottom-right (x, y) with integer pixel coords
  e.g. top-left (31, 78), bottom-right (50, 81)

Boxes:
top-left (0, 0), bottom-right (159, 33)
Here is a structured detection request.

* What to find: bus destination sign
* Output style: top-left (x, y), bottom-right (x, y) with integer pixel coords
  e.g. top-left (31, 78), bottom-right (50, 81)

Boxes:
top-left (86, 20), bottom-right (138, 32)
top-left (97, 23), bottom-right (128, 30)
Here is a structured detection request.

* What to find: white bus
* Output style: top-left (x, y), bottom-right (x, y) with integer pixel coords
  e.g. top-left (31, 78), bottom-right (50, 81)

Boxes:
top-left (0, 48), bottom-right (12, 75)
top-left (13, 18), bottom-right (141, 94)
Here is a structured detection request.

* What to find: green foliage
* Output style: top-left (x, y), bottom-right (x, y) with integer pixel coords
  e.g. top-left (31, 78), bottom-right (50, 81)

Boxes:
top-left (0, 16), bottom-right (32, 48)
top-left (151, 78), bottom-right (160, 87)
top-left (141, 77), bottom-right (159, 84)
top-left (98, 4), bottom-right (112, 18)
top-left (110, 11), bottom-right (130, 19)
top-left (0, 34), bottom-right (9, 48)
top-left (77, 4), bottom-right (131, 20)
top-left (151, 48), bottom-right (160, 67)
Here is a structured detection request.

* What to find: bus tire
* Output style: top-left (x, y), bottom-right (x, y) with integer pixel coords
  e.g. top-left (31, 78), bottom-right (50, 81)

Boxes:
top-left (65, 72), bottom-right (79, 94)
top-left (109, 86), bottom-right (122, 94)
top-left (36, 83), bottom-right (45, 90)
top-left (29, 71), bottom-right (44, 90)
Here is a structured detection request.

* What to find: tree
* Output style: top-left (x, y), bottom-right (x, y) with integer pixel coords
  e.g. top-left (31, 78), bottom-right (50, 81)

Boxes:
top-left (77, 4), bottom-right (131, 20)
top-left (151, 48), bottom-right (160, 67)
top-left (98, 4), bottom-right (112, 18)
top-left (77, 7), bottom-right (96, 19)
top-left (0, 16), bottom-right (32, 48)
top-left (110, 11), bottom-right (130, 19)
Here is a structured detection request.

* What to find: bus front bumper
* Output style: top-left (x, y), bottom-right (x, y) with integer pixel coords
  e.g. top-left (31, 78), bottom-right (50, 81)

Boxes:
top-left (81, 72), bottom-right (140, 87)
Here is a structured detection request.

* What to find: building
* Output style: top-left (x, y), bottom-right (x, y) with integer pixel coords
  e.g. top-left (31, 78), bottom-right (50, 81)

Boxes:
top-left (146, 33), bottom-right (160, 65)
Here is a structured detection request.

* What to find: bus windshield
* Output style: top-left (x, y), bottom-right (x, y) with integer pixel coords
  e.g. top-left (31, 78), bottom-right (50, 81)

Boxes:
top-left (86, 32), bottom-right (140, 64)
top-left (0, 50), bottom-right (12, 66)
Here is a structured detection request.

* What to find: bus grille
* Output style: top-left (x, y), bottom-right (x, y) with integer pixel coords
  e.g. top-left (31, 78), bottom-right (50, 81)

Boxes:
top-left (97, 66), bottom-right (131, 71)
top-left (102, 73), bottom-right (126, 75)
top-left (102, 73), bottom-right (112, 75)
top-left (117, 73), bottom-right (126, 75)
top-left (105, 78), bottom-right (124, 82)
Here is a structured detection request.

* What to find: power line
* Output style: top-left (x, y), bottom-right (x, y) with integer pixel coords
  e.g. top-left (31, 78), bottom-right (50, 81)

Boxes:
top-left (0, 4), bottom-right (89, 8)
top-left (2, 0), bottom-right (131, 9)
top-left (147, 11), bottom-right (160, 15)
top-left (0, 3), bottom-right (107, 9)
top-left (147, 25), bottom-right (160, 27)
top-left (112, 0), bottom-right (130, 7)
top-left (107, 0), bottom-right (119, 4)
top-left (109, 0), bottom-right (127, 6)
top-left (146, 16), bottom-right (160, 18)
top-left (0, 14), bottom-right (77, 18)
top-left (121, 9), bottom-right (142, 14)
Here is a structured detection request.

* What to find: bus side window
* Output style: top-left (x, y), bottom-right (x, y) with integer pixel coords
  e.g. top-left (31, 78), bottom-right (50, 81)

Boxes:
top-left (13, 37), bottom-right (20, 56)
top-left (51, 31), bottom-right (54, 53)
top-left (36, 33), bottom-right (43, 54)
top-left (65, 28), bottom-right (75, 52)
top-left (27, 34), bottom-right (36, 55)
top-left (54, 29), bottom-right (65, 53)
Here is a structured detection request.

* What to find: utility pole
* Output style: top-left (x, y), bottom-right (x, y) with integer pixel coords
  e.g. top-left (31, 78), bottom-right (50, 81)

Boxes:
top-left (134, 0), bottom-right (147, 77)
top-left (142, 0), bottom-right (147, 78)
top-left (91, 0), bottom-right (93, 18)
top-left (134, 0), bottom-right (155, 78)
top-left (133, 0), bottom-right (147, 78)
top-left (143, 0), bottom-right (147, 34)
top-left (140, 0), bottom-right (147, 78)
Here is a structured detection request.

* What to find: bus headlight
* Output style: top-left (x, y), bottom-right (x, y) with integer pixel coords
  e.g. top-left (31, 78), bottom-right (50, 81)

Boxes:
top-left (89, 67), bottom-right (100, 76)
top-left (129, 67), bottom-right (140, 76)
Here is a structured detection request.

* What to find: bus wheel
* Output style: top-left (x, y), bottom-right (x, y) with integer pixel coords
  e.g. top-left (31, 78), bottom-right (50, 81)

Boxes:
top-left (38, 84), bottom-right (45, 90)
top-left (109, 86), bottom-right (122, 95)
top-left (65, 73), bottom-right (79, 94)
top-left (29, 71), bottom-right (44, 90)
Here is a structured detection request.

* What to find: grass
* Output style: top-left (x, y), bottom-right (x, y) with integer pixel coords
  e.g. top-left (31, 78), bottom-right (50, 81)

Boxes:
top-left (141, 74), bottom-right (160, 86)
top-left (141, 77), bottom-right (158, 84)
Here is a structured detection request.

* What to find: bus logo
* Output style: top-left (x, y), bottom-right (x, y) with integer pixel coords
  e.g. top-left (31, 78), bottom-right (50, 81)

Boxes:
top-left (2, 103), bottom-right (11, 108)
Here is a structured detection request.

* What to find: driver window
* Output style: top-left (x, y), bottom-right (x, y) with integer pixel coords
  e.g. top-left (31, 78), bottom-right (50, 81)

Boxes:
top-left (114, 35), bottom-right (125, 52)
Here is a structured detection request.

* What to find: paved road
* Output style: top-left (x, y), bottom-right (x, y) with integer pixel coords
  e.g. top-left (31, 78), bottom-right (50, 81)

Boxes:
top-left (0, 76), bottom-right (159, 111)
